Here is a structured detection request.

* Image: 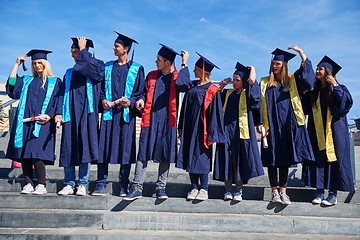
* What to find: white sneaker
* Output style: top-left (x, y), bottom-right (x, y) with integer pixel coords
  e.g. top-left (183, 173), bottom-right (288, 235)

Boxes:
top-left (233, 191), bottom-right (242, 202)
top-left (224, 191), bottom-right (233, 201)
top-left (195, 189), bottom-right (208, 201)
top-left (58, 185), bottom-right (74, 195)
top-left (76, 185), bottom-right (87, 196)
top-left (187, 189), bottom-right (199, 200)
top-left (33, 184), bottom-right (47, 195)
top-left (20, 183), bottom-right (34, 194)
top-left (280, 192), bottom-right (291, 205)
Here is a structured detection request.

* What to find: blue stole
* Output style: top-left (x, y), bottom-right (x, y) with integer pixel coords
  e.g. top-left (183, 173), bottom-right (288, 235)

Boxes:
top-left (15, 76), bottom-right (57, 148)
top-left (103, 61), bottom-right (141, 123)
top-left (62, 68), bottom-right (94, 123)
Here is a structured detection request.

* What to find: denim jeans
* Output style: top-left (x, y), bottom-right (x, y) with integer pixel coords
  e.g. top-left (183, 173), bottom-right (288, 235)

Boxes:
top-left (63, 163), bottom-right (90, 188)
top-left (96, 163), bottom-right (131, 188)
top-left (189, 173), bottom-right (209, 190)
top-left (131, 160), bottom-right (170, 192)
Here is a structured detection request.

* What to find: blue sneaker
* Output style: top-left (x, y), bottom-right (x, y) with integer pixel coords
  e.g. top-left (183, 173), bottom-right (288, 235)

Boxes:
top-left (322, 193), bottom-right (337, 206)
top-left (123, 189), bottom-right (142, 200)
top-left (156, 189), bottom-right (168, 199)
top-left (312, 193), bottom-right (324, 204)
top-left (91, 183), bottom-right (106, 196)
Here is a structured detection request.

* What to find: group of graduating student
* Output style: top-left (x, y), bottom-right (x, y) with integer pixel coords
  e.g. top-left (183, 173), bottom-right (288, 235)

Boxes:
top-left (5, 31), bottom-right (355, 207)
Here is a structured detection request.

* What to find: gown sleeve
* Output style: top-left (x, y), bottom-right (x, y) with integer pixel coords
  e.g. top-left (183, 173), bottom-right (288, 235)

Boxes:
top-left (329, 85), bottom-right (353, 118)
top-left (247, 81), bottom-right (262, 126)
top-left (175, 67), bottom-right (194, 92)
top-left (293, 58), bottom-right (316, 94)
top-left (73, 49), bottom-right (105, 83)
top-left (206, 90), bottom-right (227, 143)
top-left (6, 76), bottom-right (24, 99)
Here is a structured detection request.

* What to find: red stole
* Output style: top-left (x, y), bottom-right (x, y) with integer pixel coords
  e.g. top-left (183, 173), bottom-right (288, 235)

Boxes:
top-left (141, 70), bottom-right (179, 128)
top-left (203, 84), bottom-right (219, 149)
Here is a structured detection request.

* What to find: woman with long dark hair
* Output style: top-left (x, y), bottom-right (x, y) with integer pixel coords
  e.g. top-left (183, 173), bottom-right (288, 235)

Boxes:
top-left (302, 56), bottom-right (354, 206)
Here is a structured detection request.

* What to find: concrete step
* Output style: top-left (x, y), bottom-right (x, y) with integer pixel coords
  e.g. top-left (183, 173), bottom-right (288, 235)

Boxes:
top-left (0, 178), bottom-right (358, 203)
top-left (0, 164), bottom-right (305, 187)
top-left (1, 207), bottom-right (359, 236)
top-left (0, 193), bottom-right (358, 219)
top-left (0, 228), bottom-right (358, 240)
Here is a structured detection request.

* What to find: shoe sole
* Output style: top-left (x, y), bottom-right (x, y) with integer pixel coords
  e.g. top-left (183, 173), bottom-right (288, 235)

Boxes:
top-left (20, 191), bottom-right (33, 194)
top-left (312, 200), bottom-right (322, 204)
top-left (233, 198), bottom-right (242, 202)
top-left (123, 195), bottom-right (142, 201)
top-left (33, 192), bottom-right (47, 195)
top-left (75, 193), bottom-right (86, 196)
top-left (224, 197), bottom-right (233, 201)
top-left (322, 201), bottom-right (337, 206)
top-left (91, 193), bottom-right (105, 196)
top-left (157, 196), bottom-right (168, 200)
top-left (195, 197), bottom-right (208, 201)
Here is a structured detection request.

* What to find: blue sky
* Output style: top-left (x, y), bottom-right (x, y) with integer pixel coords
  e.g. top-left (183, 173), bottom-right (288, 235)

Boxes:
top-left (0, 0), bottom-right (359, 122)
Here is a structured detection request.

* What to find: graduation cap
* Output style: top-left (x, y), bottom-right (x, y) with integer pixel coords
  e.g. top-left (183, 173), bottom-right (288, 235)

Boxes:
top-left (271, 48), bottom-right (296, 62)
top-left (317, 55), bottom-right (342, 76)
top-left (157, 43), bottom-right (180, 63)
top-left (114, 31), bottom-right (138, 49)
top-left (234, 62), bottom-right (250, 80)
top-left (71, 38), bottom-right (94, 49)
top-left (22, 49), bottom-right (52, 71)
top-left (195, 52), bottom-right (220, 73)
top-left (26, 49), bottom-right (52, 60)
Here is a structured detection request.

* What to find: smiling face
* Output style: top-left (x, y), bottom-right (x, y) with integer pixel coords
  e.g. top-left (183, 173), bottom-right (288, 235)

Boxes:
top-left (232, 74), bottom-right (244, 91)
top-left (32, 60), bottom-right (44, 75)
top-left (113, 42), bottom-right (128, 57)
top-left (271, 60), bottom-right (283, 76)
top-left (316, 66), bottom-right (327, 80)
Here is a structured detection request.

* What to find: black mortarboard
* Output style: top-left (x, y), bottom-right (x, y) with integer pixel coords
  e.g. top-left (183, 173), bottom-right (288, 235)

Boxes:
top-left (114, 31), bottom-right (138, 49)
top-left (234, 62), bottom-right (250, 80)
top-left (195, 52), bottom-right (220, 72)
top-left (71, 38), bottom-right (94, 49)
top-left (157, 43), bottom-right (179, 63)
top-left (317, 55), bottom-right (342, 76)
top-left (271, 48), bottom-right (296, 62)
top-left (26, 49), bottom-right (52, 60)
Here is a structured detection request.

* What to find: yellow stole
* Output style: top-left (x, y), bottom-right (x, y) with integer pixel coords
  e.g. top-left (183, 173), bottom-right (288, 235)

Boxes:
top-left (223, 89), bottom-right (250, 139)
top-left (260, 74), bottom-right (306, 132)
top-left (312, 92), bottom-right (337, 162)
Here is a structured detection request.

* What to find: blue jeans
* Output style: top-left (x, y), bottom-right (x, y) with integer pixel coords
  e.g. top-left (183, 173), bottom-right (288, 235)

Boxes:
top-left (96, 163), bottom-right (131, 188)
top-left (63, 163), bottom-right (90, 188)
top-left (189, 173), bottom-right (209, 190)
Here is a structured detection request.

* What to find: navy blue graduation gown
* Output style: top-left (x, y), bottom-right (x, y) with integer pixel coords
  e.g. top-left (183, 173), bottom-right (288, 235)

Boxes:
top-left (261, 59), bottom-right (315, 167)
top-left (98, 60), bottom-right (145, 164)
top-left (176, 81), bottom-right (227, 174)
top-left (214, 82), bottom-right (264, 183)
top-left (57, 49), bottom-right (103, 167)
top-left (137, 67), bottom-right (191, 163)
top-left (6, 76), bottom-right (62, 164)
top-left (302, 85), bottom-right (355, 192)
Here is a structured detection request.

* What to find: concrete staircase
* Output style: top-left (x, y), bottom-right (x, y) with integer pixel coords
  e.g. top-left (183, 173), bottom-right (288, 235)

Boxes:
top-left (0, 131), bottom-right (359, 239)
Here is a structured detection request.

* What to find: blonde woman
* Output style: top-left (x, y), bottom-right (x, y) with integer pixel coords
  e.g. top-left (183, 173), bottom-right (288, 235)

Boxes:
top-left (258, 47), bottom-right (315, 205)
top-left (6, 49), bottom-right (62, 195)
